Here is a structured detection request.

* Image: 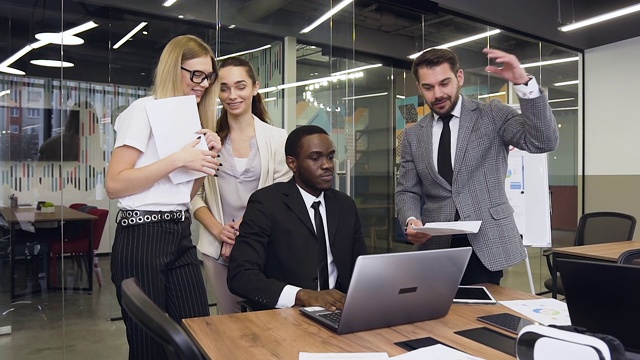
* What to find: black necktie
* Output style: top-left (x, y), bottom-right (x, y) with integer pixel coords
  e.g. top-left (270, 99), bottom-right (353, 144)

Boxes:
top-left (437, 114), bottom-right (454, 185)
top-left (311, 201), bottom-right (330, 290)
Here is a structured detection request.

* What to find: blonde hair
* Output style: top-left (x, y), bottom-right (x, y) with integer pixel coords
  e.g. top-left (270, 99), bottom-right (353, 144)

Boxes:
top-left (152, 35), bottom-right (218, 130)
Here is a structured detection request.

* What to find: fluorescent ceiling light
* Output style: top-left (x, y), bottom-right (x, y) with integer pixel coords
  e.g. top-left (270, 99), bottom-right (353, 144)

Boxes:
top-left (0, 66), bottom-right (25, 75)
top-left (300, 0), bottom-right (353, 34)
top-left (258, 87), bottom-right (278, 93)
top-left (396, 95), bottom-right (406, 99)
top-left (0, 90), bottom-right (10, 97)
top-left (264, 97), bottom-right (277, 102)
top-left (343, 92), bottom-right (388, 100)
top-left (162, 0), bottom-right (178, 6)
top-left (409, 29), bottom-right (501, 59)
top-left (553, 80), bottom-right (579, 86)
top-left (65, 21), bottom-right (99, 36)
top-left (331, 64), bottom-right (382, 76)
top-left (30, 59), bottom-right (74, 68)
top-left (35, 33), bottom-right (84, 45)
top-left (478, 91), bottom-right (506, 99)
top-left (113, 22), bottom-right (148, 49)
top-left (521, 56), bottom-right (579, 68)
top-left (217, 45), bottom-right (272, 60)
top-left (559, 4), bottom-right (640, 32)
top-left (551, 107), bottom-right (579, 111)
top-left (0, 20), bottom-right (98, 72)
top-left (548, 97), bottom-right (575, 103)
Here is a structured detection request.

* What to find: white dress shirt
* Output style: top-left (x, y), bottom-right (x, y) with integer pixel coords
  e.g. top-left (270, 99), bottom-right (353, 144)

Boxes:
top-left (276, 186), bottom-right (337, 308)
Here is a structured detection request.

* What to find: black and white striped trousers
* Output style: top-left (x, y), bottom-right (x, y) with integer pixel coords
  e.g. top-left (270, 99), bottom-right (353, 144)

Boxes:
top-left (111, 217), bottom-right (209, 360)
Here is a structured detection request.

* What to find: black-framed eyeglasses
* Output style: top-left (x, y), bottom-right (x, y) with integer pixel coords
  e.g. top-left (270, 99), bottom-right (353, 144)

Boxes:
top-left (181, 66), bottom-right (217, 84)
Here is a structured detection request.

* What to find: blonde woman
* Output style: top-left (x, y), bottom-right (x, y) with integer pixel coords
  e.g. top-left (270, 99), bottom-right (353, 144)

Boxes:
top-left (106, 35), bottom-right (221, 360)
top-left (192, 57), bottom-right (291, 314)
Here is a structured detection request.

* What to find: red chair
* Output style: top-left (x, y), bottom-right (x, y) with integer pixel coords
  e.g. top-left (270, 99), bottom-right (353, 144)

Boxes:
top-left (50, 208), bottom-right (109, 290)
top-left (69, 203), bottom-right (87, 210)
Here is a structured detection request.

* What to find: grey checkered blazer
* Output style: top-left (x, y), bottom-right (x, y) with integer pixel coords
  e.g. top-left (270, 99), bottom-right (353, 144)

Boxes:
top-left (396, 93), bottom-right (559, 271)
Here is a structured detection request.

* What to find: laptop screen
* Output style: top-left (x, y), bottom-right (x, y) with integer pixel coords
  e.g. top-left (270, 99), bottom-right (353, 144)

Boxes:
top-left (558, 258), bottom-right (640, 353)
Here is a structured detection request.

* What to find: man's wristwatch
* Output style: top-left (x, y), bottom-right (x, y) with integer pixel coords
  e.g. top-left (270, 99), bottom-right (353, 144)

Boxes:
top-left (516, 74), bottom-right (534, 86)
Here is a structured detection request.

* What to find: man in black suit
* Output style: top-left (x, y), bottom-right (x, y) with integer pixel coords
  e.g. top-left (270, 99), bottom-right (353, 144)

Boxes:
top-left (227, 125), bottom-right (367, 311)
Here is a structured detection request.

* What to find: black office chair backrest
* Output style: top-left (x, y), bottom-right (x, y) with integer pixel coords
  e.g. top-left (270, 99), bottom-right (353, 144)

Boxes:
top-left (120, 278), bottom-right (205, 360)
top-left (618, 249), bottom-right (640, 266)
top-left (574, 212), bottom-right (636, 246)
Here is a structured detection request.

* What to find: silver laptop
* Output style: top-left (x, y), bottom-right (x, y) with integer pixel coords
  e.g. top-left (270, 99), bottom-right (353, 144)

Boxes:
top-left (300, 247), bottom-right (472, 334)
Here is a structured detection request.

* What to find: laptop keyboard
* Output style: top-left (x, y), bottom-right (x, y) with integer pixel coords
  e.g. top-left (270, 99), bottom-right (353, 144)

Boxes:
top-left (318, 310), bottom-right (342, 325)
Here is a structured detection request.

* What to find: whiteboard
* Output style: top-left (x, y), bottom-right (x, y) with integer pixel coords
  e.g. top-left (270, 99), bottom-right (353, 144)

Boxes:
top-left (505, 148), bottom-right (552, 247)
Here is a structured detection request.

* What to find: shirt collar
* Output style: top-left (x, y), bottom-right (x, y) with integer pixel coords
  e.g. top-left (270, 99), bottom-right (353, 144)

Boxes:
top-left (296, 184), bottom-right (325, 209)
top-left (435, 94), bottom-right (463, 122)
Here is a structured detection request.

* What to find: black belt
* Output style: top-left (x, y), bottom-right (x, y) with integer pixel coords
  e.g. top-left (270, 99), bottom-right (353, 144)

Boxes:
top-left (117, 209), bottom-right (190, 227)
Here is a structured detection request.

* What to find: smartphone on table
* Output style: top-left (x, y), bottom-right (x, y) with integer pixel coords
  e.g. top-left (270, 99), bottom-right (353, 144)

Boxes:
top-left (477, 312), bottom-right (538, 335)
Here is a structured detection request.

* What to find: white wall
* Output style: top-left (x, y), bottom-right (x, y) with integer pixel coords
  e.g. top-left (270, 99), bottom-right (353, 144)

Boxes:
top-left (585, 36), bottom-right (640, 176)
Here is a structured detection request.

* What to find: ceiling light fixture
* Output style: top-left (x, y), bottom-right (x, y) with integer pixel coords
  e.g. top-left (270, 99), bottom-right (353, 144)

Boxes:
top-left (396, 95), bottom-right (406, 99)
top-left (478, 91), bottom-right (506, 99)
top-left (0, 89), bottom-right (10, 97)
top-left (162, 0), bottom-right (178, 6)
top-left (0, 66), bottom-right (25, 75)
top-left (113, 22), bottom-right (148, 49)
top-left (520, 56), bottom-right (579, 68)
top-left (35, 33), bottom-right (84, 45)
top-left (331, 63), bottom-right (382, 76)
top-left (559, 4), bottom-right (640, 32)
top-left (548, 97), bottom-right (575, 103)
top-left (217, 44), bottom-right (272, 60)
top-left (553, 80), bottom-right (579, 86)
top-left (0, 20), bottom-right (97, 74)
top-left (409, 29), bottom-right (501, 59)
top-left (30, 59), bottom-right (74, 68)
top-left (300, 0), bottom-right (353, 34)
top-left (343, 92), bottom-right (388, 100)
top-left (264, 97), bottom-right (277, 102)
top-left (258, 87), bottom-right (278, 93)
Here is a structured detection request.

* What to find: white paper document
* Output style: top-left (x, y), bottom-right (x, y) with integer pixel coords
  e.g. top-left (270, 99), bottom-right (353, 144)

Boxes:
top-left (145, 95), bottom-right (209, 184)
top-left (390, 345), bottom-right (484, 359)
top-left (410, 221), bottom-right (482, 236)
top-left (499, 299), bottom-right (572, 326)
top-left (299, 352), bottom-right (389, 360)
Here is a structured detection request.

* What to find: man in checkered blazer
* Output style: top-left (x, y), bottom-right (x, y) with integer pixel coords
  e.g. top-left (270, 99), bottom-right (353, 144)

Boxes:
top-left (396, 47), bottom-right (558, 285)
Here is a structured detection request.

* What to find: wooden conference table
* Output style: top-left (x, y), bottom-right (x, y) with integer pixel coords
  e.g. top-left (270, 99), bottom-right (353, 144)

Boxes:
top-left (550, 240), bottom-right (640, 298)
top-left (0, 205), bottom-right (97, 296)
top-left (183, 284), bottom-right (539, 360)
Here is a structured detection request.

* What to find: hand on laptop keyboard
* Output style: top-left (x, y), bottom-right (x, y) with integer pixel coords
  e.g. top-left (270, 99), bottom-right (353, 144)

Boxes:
top-left (295, 289), bottom-right (346, 311)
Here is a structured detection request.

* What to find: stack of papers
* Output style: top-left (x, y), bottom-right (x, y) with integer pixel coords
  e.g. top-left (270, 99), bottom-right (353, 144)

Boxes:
top-left (410, 221), bottom-right (482, 236)
top-left (299, 345), bottom-right (485, 359)
top-left (499, 299), bottom-right (571, 326)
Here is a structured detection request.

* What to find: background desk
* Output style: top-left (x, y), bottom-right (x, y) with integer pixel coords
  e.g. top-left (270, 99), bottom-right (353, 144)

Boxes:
top-left (550, 240), bottom-right (640, 298)
top-left (0, 206), bottom-right (97, 297)
top-left (183, 284), bottom-right (538, 360)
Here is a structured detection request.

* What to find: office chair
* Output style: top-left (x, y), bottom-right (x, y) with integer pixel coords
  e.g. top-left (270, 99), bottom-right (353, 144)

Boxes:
top-left (618, 248), bottom-right (640, 266)
top-left (49, 208), bottom-right (108, 289)
top-left (542, 212), bottom-right (637, 296)
top-left (120, 278), bottom-right (206, 360)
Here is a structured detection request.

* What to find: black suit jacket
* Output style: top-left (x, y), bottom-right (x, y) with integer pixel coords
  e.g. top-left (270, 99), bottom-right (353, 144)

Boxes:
top-left (227, 178), bottom-right (367, 309)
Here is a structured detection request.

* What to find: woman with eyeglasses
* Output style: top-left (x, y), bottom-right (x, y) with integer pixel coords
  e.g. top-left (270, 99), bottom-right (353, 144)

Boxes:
top-left (191, 56), bottom-right (291, 314)
top-left (106, 35), bottom-right (221, 360)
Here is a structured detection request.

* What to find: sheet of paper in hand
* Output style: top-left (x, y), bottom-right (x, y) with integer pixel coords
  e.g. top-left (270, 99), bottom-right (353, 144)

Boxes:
top-left (410, 221), bottom-right (482, 236)
top-left (146, 95), bottom-right (209, 184)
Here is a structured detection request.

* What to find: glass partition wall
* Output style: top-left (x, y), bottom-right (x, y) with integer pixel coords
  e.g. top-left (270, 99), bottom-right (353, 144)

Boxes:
top-left (0, 0), bottom-right (579, 357)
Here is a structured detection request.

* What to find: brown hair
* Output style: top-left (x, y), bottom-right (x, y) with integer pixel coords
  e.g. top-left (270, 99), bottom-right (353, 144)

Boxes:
top-left (216, 57), bottom-right (270, 145)
top-left (411, 48), bottom-right (460, 82)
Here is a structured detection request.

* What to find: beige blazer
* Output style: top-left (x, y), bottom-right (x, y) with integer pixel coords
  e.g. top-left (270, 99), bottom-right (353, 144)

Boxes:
top-left (191, 116), bottom-right (291, 259)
